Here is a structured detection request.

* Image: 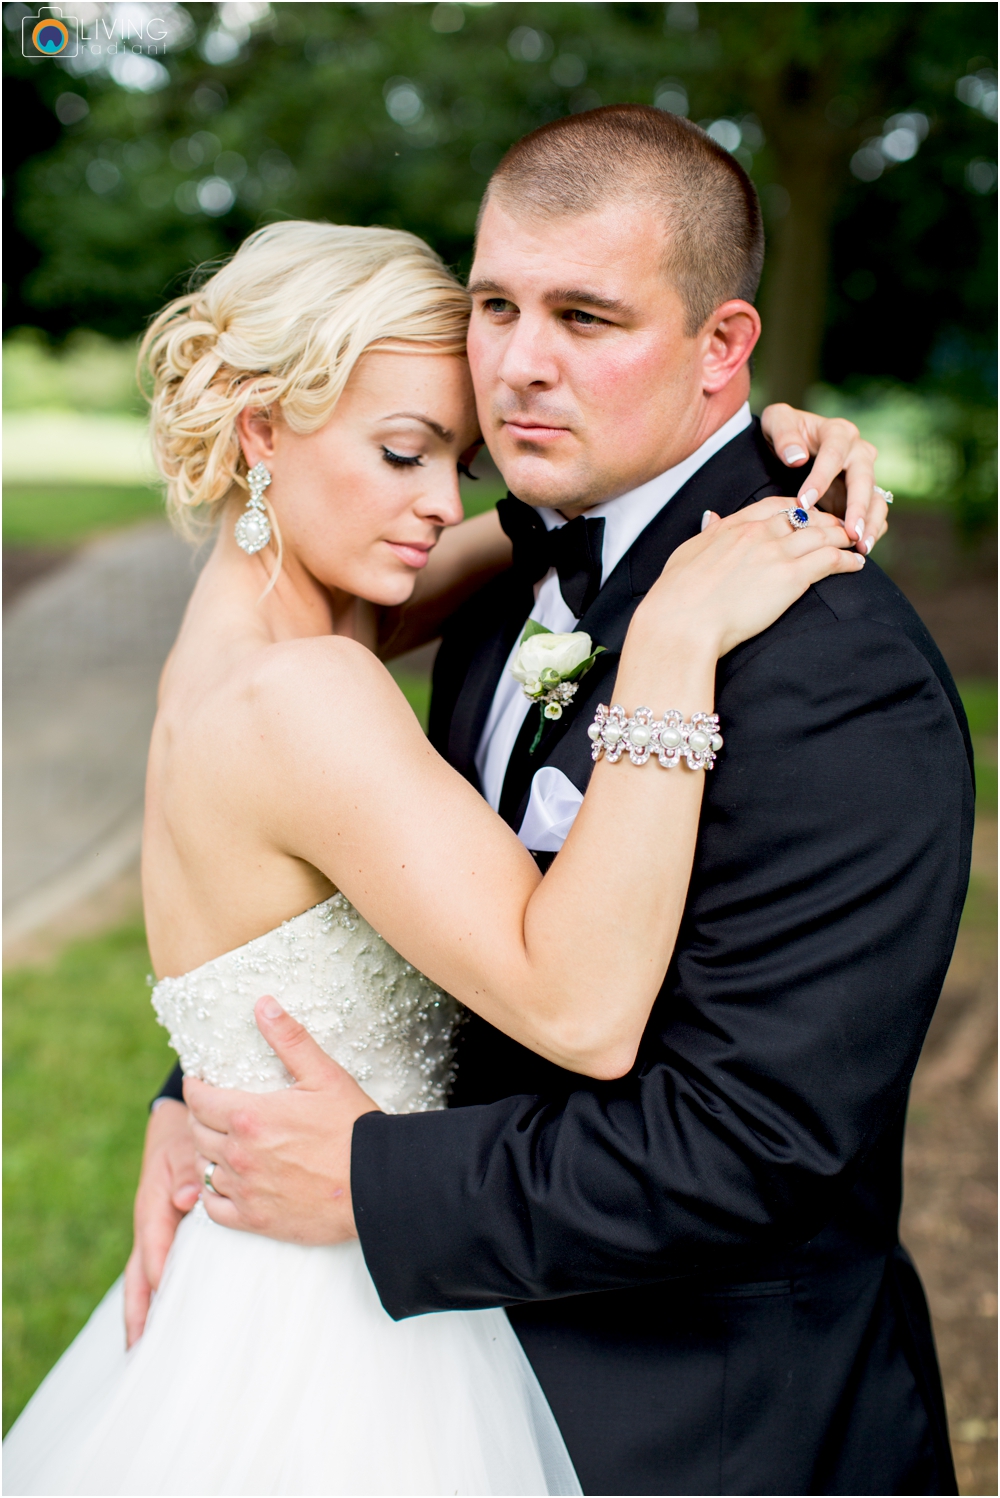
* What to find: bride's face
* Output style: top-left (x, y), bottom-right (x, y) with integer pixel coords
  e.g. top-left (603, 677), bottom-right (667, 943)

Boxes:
top-left (237, 350), bottom-right (480, 607)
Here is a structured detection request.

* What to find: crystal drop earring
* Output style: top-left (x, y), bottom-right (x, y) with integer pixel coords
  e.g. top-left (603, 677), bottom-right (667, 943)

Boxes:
top-left (234, 461), bottom-right (272, 554)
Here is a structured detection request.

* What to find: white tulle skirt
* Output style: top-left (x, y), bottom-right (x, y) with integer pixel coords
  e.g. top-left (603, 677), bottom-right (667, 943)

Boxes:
top-left (3, 1202), bottom-right (580, 1496)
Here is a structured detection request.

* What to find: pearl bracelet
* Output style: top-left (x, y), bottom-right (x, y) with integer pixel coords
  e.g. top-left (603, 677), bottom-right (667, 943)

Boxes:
top-left (588, 704), bottom-right (723, 770)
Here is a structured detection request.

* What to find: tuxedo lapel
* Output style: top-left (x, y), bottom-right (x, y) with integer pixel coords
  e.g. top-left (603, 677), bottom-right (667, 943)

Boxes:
top-left (442, 570), bottom-right (534, 787)
top-left (497, 422), bottom-right (786, 826)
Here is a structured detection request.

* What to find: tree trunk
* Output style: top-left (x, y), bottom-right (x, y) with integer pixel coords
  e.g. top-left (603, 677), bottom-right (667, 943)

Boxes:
top-left (745, 30), bottom-right (859, 411)
top-left (741, 3), bottom-right (921, 406)
top-left (757, 153), bottom-right (838, 408)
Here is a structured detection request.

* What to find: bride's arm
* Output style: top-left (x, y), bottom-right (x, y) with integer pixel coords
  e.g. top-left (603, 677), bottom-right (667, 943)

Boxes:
top-left (253, 501), bottom-right (862, 1082)
top-left (760, 403), bottom-right (887, 554)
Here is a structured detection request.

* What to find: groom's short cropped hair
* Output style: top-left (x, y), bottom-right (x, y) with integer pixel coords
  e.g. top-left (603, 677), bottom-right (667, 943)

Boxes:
top-left (484, 104), bottom-right (764, 335)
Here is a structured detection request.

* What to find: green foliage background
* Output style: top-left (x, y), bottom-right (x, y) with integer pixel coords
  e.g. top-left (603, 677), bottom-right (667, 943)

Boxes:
top-left (5, 2), bottom-right (997, 398)
top-left (5, 2), bottom-right (996, 532)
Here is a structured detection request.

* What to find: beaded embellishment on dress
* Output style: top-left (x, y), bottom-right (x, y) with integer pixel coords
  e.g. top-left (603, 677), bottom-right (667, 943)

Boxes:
top-left (151, 893), bottom-right (460, 1113)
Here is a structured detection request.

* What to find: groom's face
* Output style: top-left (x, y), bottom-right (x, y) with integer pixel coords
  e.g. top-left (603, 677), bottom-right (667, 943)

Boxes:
top-left (468, 196), bottom-right (745, 514)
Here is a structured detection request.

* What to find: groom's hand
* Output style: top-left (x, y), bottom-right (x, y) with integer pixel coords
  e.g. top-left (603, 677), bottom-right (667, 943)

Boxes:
top-left (125, 1098), bottom-right (201, 1347)
top-left (185, 997), bottom-right (379, 1245)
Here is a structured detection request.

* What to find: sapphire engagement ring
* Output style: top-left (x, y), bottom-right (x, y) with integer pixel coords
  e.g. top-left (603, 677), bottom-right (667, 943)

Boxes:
top-left (782, 506), bottom-right (810, 530)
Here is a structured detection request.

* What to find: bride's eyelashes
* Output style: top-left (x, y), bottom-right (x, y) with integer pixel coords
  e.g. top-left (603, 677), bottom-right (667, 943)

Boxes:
top-left (381, 445), bottom-right (424, 468)
top-left (458, 461), bottom-right (478, 481)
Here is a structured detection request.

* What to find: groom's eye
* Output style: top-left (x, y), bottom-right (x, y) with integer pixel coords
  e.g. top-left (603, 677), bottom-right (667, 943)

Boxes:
top-left (482, 298), bottom-right (516, 316)
top-left (564, 309), bottom-right (606, 326)
top-left (381, 446), bottom-right (423, 468)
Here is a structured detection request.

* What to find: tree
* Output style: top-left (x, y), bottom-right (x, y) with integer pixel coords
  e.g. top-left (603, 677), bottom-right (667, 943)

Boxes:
top-left (700, 4), bottom-right (997, 405)
top-left (3, 2), bottom-right (995, 409)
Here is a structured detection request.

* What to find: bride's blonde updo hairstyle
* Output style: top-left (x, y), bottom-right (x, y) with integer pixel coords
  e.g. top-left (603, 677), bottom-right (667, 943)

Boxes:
top-left (140, 220), bottom-right (471, 540)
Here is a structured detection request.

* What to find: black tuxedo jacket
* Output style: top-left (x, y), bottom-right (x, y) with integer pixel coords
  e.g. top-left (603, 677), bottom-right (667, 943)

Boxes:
top-left (352, 423), bottom-right (971, 1495)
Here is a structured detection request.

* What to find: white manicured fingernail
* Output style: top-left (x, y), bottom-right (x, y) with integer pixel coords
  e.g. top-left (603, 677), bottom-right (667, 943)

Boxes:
top-left (784, 446), bottom-right (808, 464)
top-left (865, 536), bottom-right (873, 554)
top-left (855, 520), bottom-right (864, 540)
top-left (701, 510), bottom-right (711, 532)
top-left (260, 996), bottom-right (283, 1020)
top-left (799, 488), bottom-right (817, 508)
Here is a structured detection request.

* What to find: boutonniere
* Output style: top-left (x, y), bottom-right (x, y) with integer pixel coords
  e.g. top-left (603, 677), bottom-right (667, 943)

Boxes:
top-left (510, 621), bottom-right (607, 753)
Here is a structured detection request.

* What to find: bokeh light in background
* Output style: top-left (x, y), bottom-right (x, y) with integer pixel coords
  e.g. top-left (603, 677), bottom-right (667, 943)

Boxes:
top-left (2, 4), bottom-right (996, 1490)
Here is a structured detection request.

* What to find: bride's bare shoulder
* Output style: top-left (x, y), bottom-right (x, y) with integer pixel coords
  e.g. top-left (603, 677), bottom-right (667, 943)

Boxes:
top-left (162, 635), bottom-right (421, 816)
top-left (221, 637), bottom-right (431, 832)
top-left (239, 635), bottom-right (416, 743)
top-left (248, 634), bottom-right (395, 697)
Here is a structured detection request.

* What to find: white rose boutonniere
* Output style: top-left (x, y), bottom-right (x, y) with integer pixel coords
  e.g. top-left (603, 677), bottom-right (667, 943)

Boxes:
top-left (510, 621), bottom-right (606, 753)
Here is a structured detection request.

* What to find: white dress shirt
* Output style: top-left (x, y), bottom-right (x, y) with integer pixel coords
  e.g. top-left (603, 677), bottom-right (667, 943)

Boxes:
top-left (475, 403), bottom-right (752, 847)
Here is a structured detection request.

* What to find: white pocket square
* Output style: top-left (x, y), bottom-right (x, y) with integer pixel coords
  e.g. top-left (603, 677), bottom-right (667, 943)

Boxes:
top-left (517, 765), bottom-right (584, 854)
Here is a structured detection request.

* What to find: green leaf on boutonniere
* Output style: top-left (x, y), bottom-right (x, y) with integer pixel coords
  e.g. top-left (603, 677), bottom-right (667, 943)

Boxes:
top-left (563, 647), bottom-right (606, 681)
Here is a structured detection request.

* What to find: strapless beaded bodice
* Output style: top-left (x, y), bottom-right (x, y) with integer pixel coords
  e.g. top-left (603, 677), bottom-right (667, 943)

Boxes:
top-left (151, 894), bottom-right (461, 1113)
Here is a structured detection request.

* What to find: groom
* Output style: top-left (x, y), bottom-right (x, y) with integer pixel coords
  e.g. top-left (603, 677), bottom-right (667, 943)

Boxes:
top-left (154, 108), bottom-right (971, 1494)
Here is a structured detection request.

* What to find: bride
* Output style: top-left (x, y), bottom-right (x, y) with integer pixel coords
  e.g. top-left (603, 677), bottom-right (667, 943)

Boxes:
top-left (4, 221), bottom-right (876, 1496)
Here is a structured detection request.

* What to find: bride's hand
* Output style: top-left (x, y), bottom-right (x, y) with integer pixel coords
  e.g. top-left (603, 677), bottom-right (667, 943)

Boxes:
top-left (124, 1100), bottom-right (201, 1347)
top-left (760, 403), bottom-right (887, 557)
top-left (635, 496), bottom-right (865, 662)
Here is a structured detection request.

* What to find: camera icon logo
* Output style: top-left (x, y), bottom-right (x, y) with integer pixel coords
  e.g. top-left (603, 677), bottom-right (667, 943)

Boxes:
top-left (22, 6), bottom-right (79, 58)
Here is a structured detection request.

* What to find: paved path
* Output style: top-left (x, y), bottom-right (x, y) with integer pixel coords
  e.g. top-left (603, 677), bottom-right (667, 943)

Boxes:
top-left (3, 523), bottom-right (205, 943)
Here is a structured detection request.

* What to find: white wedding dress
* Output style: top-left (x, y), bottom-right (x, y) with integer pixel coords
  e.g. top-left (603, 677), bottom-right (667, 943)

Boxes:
top-left (3, 895), bottom-right (581, 1497)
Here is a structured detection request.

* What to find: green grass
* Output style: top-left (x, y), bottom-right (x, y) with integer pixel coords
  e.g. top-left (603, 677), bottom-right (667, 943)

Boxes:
top-left (958, 677), bottom-right (994, 734)
top-left (958, 679), bottom-right (998, 737)
top-left (3, 485), bottom-right (164, 546)
top-left (3, 922), bottom-right (175, 1434)
top-left (960, 868), bottom-right (998, 936)
top-left (973, 762), bottom-right (998, 817)
top-left (959, 679), bottom-right (998, 815)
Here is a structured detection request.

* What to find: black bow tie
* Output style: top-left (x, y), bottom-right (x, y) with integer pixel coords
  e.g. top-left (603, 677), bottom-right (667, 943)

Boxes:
top-left (497, 495), bottom-right (605, 619)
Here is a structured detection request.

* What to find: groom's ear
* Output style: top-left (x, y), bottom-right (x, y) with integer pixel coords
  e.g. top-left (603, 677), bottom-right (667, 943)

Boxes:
top-left (700, 300), bottom-right (760, 396)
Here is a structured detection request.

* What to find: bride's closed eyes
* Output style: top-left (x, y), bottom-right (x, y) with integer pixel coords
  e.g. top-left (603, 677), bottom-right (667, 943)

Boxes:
top-left (381, 444), bottom-right (478, 479)
top-left (381, 445), bottom-right (424, 468)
